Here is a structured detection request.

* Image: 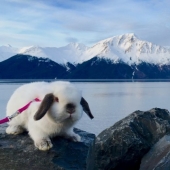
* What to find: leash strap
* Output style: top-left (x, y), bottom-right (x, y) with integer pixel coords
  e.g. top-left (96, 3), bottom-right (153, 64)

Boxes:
top-left (0, 117), bottom-right (10, 124)
top-left (0, 98), bottom-right (41, 124)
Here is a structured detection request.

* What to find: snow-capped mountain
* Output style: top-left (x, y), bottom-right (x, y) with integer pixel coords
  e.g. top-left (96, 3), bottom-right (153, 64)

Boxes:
top-left (18, 43), bottom-right (88, 64)
top-left (81, 33), bottom-right (170, 65)
top-left (1, 33), bottom-right (170, 65)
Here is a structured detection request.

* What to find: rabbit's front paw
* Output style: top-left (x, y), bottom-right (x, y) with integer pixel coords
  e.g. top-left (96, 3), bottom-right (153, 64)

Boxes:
top-left (65, 133), bottom-right (81, 142)
top-left (71, 133), bottom-right (81, 142)
top-left (35, 138), bottom-right (53, 151)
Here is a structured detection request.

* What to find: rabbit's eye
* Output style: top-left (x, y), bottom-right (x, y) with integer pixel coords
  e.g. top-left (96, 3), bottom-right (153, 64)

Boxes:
top-left (55, 97), bottom-right (59, 102)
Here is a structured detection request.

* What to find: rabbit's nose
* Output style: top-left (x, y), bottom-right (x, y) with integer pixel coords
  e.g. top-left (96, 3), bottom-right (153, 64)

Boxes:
top-left (66, 103), bottom-right (76, 114)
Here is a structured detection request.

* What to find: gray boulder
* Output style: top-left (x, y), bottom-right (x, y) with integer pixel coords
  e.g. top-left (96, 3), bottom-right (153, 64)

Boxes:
top-left (0, 124), bottom-right (95, 170)
top-left (140, 135), bottom-right (170, 170)
top-left (95, 108), bottom-right (170, 170)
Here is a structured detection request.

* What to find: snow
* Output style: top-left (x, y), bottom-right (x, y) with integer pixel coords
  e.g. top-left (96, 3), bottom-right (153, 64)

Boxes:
top-left (0, 45), bottom-right (18, 61)
top-left (1, 33), bottom-right (170, 65)
top-left (81, 33), bottom-right (170, 65)
top-left (17, 43), bottom-right (88, 64)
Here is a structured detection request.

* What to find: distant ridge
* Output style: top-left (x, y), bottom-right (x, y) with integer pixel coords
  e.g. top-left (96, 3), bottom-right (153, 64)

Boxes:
top-left (0, 54), bottom-right (170, 79)
top-left (1, 33), bottom-right (170, 65)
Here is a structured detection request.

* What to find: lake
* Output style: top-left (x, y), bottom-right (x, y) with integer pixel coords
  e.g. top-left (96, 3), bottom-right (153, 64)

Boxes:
top-left (0, 80), bottom-right (170, 135)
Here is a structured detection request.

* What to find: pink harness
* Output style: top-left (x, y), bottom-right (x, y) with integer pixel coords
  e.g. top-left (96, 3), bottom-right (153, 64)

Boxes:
top-left (0, 98), bottom-right (41, 124)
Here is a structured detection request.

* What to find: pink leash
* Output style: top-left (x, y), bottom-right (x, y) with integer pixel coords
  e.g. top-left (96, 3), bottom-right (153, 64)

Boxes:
top-left (0, 98), bottom-right (41, 124)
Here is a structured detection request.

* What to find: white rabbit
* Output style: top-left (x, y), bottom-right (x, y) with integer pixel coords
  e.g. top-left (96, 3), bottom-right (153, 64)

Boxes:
top-left (6, 81), bottom-right (93, 151)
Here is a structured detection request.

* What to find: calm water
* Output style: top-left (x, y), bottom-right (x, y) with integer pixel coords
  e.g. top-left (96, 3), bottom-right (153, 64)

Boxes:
top-left (0, 81), bottom-right (170, 135)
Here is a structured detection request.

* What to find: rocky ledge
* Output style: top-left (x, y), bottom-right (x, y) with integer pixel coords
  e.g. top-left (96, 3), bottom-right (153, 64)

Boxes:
top-left (0, 124), bottom-right (95, 170)
top-left (95, 108), bottom-right (170, 170)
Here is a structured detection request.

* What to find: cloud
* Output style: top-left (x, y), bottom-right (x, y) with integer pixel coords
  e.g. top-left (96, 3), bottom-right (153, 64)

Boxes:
top-left (0, 0), bottom-right (170, 47)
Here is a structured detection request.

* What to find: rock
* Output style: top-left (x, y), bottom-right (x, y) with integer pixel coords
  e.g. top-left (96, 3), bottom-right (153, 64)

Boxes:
top-left (0, 124), bottom-right (95, 170)
top-left (95, 108), bottom-right (170, 170)
top-left (140, 135), bottom-right (170, 170)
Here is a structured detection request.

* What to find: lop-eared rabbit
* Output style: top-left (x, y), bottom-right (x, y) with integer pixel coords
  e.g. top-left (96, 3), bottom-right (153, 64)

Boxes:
top-left (6, 81), bottom-right (93, 151)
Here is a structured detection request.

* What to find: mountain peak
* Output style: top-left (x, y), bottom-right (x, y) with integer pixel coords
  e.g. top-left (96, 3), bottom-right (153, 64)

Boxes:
top-left (83, 33), bottom-right (170, 65)
top-left (121, 33), bottom-right (137, 37)
top-left (66, 42), bottom-right (87, 50)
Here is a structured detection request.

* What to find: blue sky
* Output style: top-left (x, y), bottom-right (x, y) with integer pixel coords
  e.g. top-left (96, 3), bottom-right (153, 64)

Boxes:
top-left (0, 0), bottom-right (170, 47)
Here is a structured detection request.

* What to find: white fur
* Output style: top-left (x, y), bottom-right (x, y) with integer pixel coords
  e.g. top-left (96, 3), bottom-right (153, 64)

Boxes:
top-left (6, 81), bottom-right (83, 151)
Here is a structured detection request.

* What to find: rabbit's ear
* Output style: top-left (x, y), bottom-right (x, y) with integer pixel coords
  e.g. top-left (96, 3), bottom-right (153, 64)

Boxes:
top-left (80, 97), bottom-right (94, 119)
top-left (34, 93), bottom-right (55, 121)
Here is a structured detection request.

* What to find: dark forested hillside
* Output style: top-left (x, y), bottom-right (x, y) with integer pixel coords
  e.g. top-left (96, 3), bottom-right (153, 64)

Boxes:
top-left (64, 57), bottom-right (133, 79)
top-left (0, 55), bottom-right (170, 79)
top-left (0, 55), bottom-right (66, 79)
